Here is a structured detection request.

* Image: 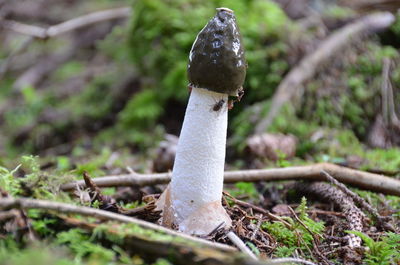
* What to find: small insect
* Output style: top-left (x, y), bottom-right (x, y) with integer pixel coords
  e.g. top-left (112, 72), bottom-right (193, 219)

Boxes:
top-left (212, 99), bottom-right (225, 111)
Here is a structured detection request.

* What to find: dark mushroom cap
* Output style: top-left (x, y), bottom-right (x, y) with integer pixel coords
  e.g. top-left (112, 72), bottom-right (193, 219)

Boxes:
top-left (187, 8), bottom-right (246, 97)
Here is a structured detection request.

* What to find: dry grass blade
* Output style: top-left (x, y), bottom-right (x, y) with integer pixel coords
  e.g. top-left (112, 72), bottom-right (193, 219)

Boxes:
top-left (268, 257), bottom-right (317, 265)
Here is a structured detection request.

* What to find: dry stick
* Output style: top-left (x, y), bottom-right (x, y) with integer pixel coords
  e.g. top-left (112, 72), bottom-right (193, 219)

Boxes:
top-left (307, 209), bottom-right (344, 217)
top-left (61, 163), bottom-right (400, 196)
top-left (0, 197), bottom-right (235, 252)
top-left (288, 207), bottom-right (331, 264)
top-left (321, 170), bottom-right (395, 232)
top-left (321, 170), bottom-right (379, 217)
top-left (296, 182), bottom-right (364, 248)
top-left (226, 231), bottom-right (258, 261)
top-left (0, 210), bottom-right (22, 224)
top-left (2, 7), bottom-right (131, 39)
top-left (254, 11), bottom-right (395, 134)
top-left (268, 258), bottom-right (317, 265)
top-left (288, 207), bottom-right (317, 241)
top-left (250, 214), bottom-right (263, 241)
top-left (223, 192), bottom-right (292, 228)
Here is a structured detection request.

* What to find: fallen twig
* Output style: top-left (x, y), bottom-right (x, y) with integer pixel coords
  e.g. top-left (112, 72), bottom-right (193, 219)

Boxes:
top-left (83, 171), bottom-right (119, 213)
top-left (0, 210), bottom-right (17, 222)
top-left (321, 170), bottom-right (395, 231)
top-left (268, 257), bottom-right (317, 265)
top-left (321, 170), bottom-right (379, 217)
top-left (288, 207), bottom-right (331, 264)
top-left (227, 231), bottom-right (258, 260)
top-left (288, 207), bottom-right (318, 241)
top-left (2, 7), bottom-right (131, 39)
top-left (12, 20), bottom-right (119, 90)
top-left (295, 182), bottom-right (364, 248)
top-left (307, 209), bottom-right (344, 217)
top-left (61, 163), bottom-right (400, 196)
top-left (62, 215), bottom-right (276, 265)
top-left (223, 192), bottom-right (292, 228)
top-left (0, 197), bottom-right (234, 252)
top-left (254, 12), bottom-right (395, 133)
top-left (250, 214), bottom-right (263, 241)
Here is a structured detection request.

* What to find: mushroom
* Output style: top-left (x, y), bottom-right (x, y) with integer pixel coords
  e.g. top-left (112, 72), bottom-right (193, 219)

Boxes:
top-left (157, 7), bottom-right (246, 236)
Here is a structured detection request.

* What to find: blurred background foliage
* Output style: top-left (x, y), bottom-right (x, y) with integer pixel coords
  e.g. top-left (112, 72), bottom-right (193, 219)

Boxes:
top-left (0, 0), bottom-right (399, 171)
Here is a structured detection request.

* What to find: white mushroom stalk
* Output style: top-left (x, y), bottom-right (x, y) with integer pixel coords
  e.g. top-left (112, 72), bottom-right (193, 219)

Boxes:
top-left (157, 7), bottom-right (246, 236)
top-left (170, 87), bottom-right (230, 235)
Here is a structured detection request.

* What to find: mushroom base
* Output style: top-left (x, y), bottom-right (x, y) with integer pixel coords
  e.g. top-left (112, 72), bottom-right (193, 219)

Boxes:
top-left (156, 185), bottom-right (232, 235)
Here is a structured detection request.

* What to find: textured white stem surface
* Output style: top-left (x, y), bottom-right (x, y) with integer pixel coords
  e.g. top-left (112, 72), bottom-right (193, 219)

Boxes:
top-left (170, 87), bottom-right (228, 231)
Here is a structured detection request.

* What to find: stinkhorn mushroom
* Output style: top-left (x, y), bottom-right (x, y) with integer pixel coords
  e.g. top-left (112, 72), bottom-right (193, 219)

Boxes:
top-left (158, 7), bottom-right (246, 236)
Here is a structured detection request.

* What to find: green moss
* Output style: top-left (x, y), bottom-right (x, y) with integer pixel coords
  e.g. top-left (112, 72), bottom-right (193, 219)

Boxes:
top-left (0, 155), bottom-right (74, 200)
top-left (53, 61), bottom-right (84, 82)
top-left (298, 42), bottom-right (400, 140)
top-left (228, 182), bottom-right (259, 200)
top-left (92, 222), bottom-right (203, 250)
top-left (364, 148), bottom-right (400, 172)
top-left (67, 73), bottom-right (115, 120)
top-left (0, 244), bottom-right (80, 265)
top-left (118, 90), bottom-right (163, 129)
top-left (323, 6), bottom-right (354, 19)
top-left (74, 147), bottom-right (111, 176)
top-left (262, 198), bottom-right (325, 259)
top-left (57, 229), bottom-right (115, 262)
top-left (3, 85), bottom-right (47, 138)
top-left (346, 231), bottom-right (400, 265)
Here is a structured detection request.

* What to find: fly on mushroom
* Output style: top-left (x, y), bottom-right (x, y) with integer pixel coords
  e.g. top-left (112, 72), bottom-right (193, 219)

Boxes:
top-left (212, 99), bottom-right (225, 112)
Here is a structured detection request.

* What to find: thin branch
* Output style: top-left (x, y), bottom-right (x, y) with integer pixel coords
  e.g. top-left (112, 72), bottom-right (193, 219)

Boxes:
top-left (0, 197), bottom-right (235, 252)
top-left (295, 182), bottom-right (364, 248)
top-left (61, 163), bottom-right (400, 196)
top-left (2, 7), bottom-right (131, 39)
top-left (250, 214), bottom-right (263, 241)
top-left (321, 170), bottom-right (378, 217)
top-left (288, 207), bottom-right (317, 241)
top-left (287, 207), bottom-right (330, 263)
top-left (254, 11), bottom-right (395, 133)
top-left (223, 191), bottom-right (292, 228)
top-left (226, 231), bottom-right (258, 260)
top-left (0, 210), bottom-right (17, 222)
top-left (321, 170), bottom-right (395, 231)
top-left (11, 14), bottom-right (122, 90)
top-left (268, 257), bottom-right (317, 265)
